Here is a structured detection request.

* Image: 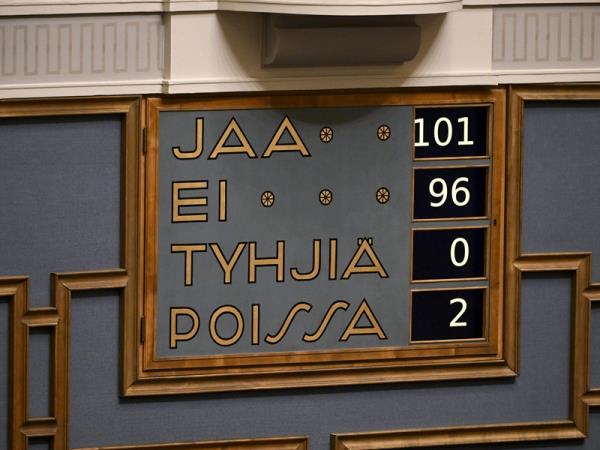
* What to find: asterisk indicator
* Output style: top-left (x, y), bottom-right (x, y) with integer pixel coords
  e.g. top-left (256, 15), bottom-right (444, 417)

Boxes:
top-left (376, 187), bottom-right (390, 204)
top-left (320, 126), bottom-right (333, 143)
top-left (261, 191), bottom-right (275, 207)
top-left (319, 189), bottom-right (333, 205)
top-left (377, 125), bottom-right (391, 141)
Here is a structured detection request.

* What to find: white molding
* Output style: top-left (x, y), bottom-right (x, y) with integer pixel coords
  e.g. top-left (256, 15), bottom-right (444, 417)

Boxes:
top-left (0, 79), bottom-right (164, 99)
top-left (0, 15), bottom-right (164, 84)
top-left (466, 0), bottom-right (600, 5)
top-left (165, 0), bottom-right (218, 12)
top-left (0, 0), bottom-right (462, 16)
top-left (0, 0), bottom-right (164, 16)
top-left (3, 68), bottom-right (600, 99)
top-left (1, 7), bottom-right (600, 99)
top-left (164, 73), bottom-right (499, 93)
top-left (216, 0), bottom-right (462, 15)
top-left (492, 6), bottom-right (600, 70)
top-left (2, 0), bottom-right (600, 16)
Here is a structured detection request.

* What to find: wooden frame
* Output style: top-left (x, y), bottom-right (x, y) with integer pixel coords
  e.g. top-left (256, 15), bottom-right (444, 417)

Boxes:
top-left (75, 436), bottom-right (309, 450)
top-left (0, 98), bottom-right (309, 450)
top-left (3, 87), bottom-right (600, 450)
top-left (331, 85), bottom-right (600, 449)
top-left (0, 97), bottom-right (141, 450)
top-left (583, 284), bottom-right (600, 406)
top-left (132, 88), bottom-right (511, 396)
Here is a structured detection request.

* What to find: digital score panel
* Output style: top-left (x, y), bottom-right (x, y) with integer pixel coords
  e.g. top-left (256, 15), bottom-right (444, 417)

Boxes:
top-left (411, 288), bottom-right (485, 342)
top-left (410, 105), bottom-right (491, 343)
top-left (142, 90), bottom-right (506, 393)
top-left (412, 227), bottom-right (487, 282)
top-left (414, 106), bottom-right (489, 159)
top-left (413, 166), bottom-right (488, 220)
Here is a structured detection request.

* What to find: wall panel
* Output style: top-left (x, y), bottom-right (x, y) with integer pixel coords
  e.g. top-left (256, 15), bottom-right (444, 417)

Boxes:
top-left (521, 101), bottom-right (600, 280)
top-left (4, 90), bottom-right (600, 450)
top-left (0, 114), bottom-right (122, 308)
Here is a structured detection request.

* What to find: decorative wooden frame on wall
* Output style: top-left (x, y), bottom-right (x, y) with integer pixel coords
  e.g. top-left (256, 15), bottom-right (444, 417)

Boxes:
top-left (331, 85), bottom-right (600, 449)
top-left (130, 89), bottom-right (510, 396)
top-left (0, 97), bottom-right (141, 450)
top-left (0, 98), bottom-right (309, 450)
top-left (77, 436), bottom-right (309, 450)
top-left (2, 87), bottom-right (600, 450)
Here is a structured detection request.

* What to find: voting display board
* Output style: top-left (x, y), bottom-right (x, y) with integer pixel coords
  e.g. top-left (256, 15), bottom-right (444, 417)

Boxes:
top-left (142, 90), bottom-right (507, 393)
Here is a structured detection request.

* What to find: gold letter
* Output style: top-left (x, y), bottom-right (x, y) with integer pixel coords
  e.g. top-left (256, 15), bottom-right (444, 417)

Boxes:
top-left (262, 116), bottom-right (310, 158)
top-left (171, 244), bottom-right (207, 286)
top-left (172, 118), bottom-right (203, 159)
top-left (219, 180), bottom-right (227, 222)
top-left (290, 239), bottom-right (321, 281)
top-left (341, 239), bottom-right (388, 279)
top-left (329, 238), bottom-right (337, 280)
top-left (209, 305), bottom-right (244, 347)
top-left (252, 304), bottom-right (260, 345)
top-left (170, 307), bottom-right (200, 349)
top-left (265, 302), bottom-right (312, 344)
top-left (208, 118), bottom-right (257, 159)
top-left (303, 301), bottom-right (349, 342)
top-left (209, 242), bottom-right (246, 284)
top-left (340, 299), bottom-right (387, 341)
top-left (172, 181), bottom-right (208, 222)
top-left (248, 241), bottom-right (285, 283)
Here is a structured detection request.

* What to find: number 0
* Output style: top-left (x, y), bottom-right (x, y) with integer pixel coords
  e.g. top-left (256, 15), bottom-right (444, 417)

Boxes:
top-left (450, 237), bottom-right (469, 267)
top-left (449, 298), bottom-right (467, 327)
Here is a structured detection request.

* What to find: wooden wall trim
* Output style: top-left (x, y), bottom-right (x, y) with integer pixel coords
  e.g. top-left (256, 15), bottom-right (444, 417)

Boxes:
top-left (331, 421), bottom-right (585, 450)
top-left (3, 88), bottom-right (600, 450)
top-left (582, 284), bottom-right (600, 406)
top-left (0, 97), bottom-right (140, 450)
top-left (74, 436), bottom-right (308, 450)
top-left (0, 97), bottom-right (310, 450)
top-left (127, 88), bottom-right (512, 396)
top-left (0, 276), bottom-right (28, 450)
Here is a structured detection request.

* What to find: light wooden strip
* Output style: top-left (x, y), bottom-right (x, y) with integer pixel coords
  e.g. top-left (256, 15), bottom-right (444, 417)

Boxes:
top-left (22, 308), bottom-right (59, 327)
top-left (331, 421), bottom-right (585, 449)
top-left (20, 417), bottom-right (58, 438)
top-left (75, 436), bottom-right (308, 450)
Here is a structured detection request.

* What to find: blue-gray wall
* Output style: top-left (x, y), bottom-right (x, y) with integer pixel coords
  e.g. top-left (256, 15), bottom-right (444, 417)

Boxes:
top-left (1, 100), bottom-right (600, 450)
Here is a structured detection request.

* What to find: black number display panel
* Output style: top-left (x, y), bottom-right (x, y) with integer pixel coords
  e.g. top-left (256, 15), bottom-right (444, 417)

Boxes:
top-left (414, 106), bottom-right (489, 159)
top-left (410, 104), bottom-right (492, 343)
top-left (413, 166), bottom-right (488, 220)
top-left (411, 288), bottom-right (485, 342)
top-left (412, 227), bottom-right (486, 282)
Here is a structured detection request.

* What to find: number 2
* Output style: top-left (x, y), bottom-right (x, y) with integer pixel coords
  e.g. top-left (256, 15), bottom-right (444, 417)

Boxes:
top-left (449, 298), bottom-right (467, 327)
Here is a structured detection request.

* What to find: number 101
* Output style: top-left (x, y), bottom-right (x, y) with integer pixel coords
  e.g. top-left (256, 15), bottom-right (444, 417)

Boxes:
top-left (414, 116), bottom-right (474, 148)
top-left (412, 106), bottom-right (488, 159)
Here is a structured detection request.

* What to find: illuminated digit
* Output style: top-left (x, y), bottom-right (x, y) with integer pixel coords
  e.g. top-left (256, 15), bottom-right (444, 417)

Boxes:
top-left (451, 177), bottom-right (470, 206)
top-left (450, 237), bottom-right (469, 267)
top-left (414, 118), bottom-right (429, 147)
top-left (434, 117), bottom-right (452, 147)
top-left (457, 117), bottom-right (474, 146)
top-left (449, 298), bottom-right (467, 327)
top-left (428, 178), bottom-right (447, 207)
